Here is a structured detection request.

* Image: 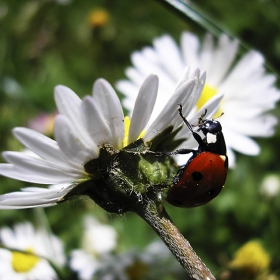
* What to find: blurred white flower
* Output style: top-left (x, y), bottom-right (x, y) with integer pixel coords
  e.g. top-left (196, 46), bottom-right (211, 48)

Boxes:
top-left (0, 70), bottom-right (220, 209)
top-left (116, 32), bottom-right (280, 167)
top-left (82, 216), bottom-right (117, 255)
top-left (70, 216), bottom-right (117, 280)
top-left (260, 174), bottom-right (280, 197)
top-left (71, 238), bottom-right (183, 280)
top-left (0, 222), bottom-right (65, 280)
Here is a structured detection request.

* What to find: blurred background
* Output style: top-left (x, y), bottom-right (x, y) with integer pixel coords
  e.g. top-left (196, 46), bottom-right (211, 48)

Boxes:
top-left (0, 0), bottom-right (280, 279)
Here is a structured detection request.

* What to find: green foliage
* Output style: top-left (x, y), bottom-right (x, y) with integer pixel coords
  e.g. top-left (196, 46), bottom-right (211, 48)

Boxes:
top-left (0, 0), bottom-right (280, 279)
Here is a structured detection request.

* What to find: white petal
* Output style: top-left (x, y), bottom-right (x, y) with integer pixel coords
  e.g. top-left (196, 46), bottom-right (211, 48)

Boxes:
top-left (181, 31), bottom-right (200, 68)
top-left (221, 72), bottom-right (280, 106)
top-left (174, 67), bottom-right (191, 90)
top-left (0, 184), bottom-right (73, 209)
top-left (153, 35), bottom-right (185, 80)
top-left (131, 51), bottom-right (177, 91)
top-left (144, 76), bottom-right (198, 141)
top-left (81, 96), bottom-right (113, 146)
top-left (222, 114), bottom-right (278, 137)
top-left (147, 70), bottom-right (181, 125)
top-left (116, 80), bottom-right (139, 114)
top-left (221, 51), bottom-right (264, 92)
top-left (135, 46), bottom-right (159, 64)
top-left (173, 70), bottom-right (206, 128)
top-left (207, 34), bottom-right (239, 86)
top-left (125, 66), bottom-right (150, 89)
top-left (70, 250), bottom-right (99, 279)
top-left (12, 127), bottom-right (80, 171)
top-left (55, 85), bottom-right (96, 150)
top-left (128, 74), bottom-right (158, 143)
top-left (227, 147), bottom-right (236, 168)
top-left (116, 79), bottom-right (139, 102)
top-left (200, 33), bottom-right (214, 74)
top-left (182, 70), bottom-right (206, 115)
top-left (54, 115), bottom-right (98, 164)
top-left (224, 129), bottom-right (260, 155)
top-left (223, 100), bottom-right (271, 119)
top-left (92, 79), bottom-right (124, 150)
top-left (0, 164), bottom-right (74, 184)
top-left (1, 152), bottom-right (81, 184)
top-left (55, 85), bottom-right (82, 115)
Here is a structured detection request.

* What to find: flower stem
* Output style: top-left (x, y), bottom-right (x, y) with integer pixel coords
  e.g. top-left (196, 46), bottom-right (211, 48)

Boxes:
top-left (133, 198), bottom-right (215, 280)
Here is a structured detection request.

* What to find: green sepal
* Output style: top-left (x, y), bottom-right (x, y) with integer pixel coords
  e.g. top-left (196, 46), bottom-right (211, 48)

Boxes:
top-left (62, 139), bottom-right (178, 214)
top-left (149, 125), bottom-right (186, 152)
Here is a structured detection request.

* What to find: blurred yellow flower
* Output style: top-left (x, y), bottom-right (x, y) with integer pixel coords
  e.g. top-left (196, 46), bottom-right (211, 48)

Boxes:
top-left (229, 241), bottom-right (270, 276)
top-left (88, 8), bottom-right (110, 27)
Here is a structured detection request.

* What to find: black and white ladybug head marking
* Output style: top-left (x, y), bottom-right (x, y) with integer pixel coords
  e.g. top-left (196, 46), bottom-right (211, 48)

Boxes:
top-left (177, 104), bottom-right (226, 154)
top-left (198, 119), bottom-right (222, 136)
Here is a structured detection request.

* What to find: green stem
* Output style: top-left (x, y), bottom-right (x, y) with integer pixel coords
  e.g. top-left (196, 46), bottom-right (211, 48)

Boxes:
top-left (133, 198), bottom-right (215, 280)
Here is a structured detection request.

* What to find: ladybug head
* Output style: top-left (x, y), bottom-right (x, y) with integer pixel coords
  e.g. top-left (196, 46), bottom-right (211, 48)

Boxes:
top-left (198, 120), bottom-right (222, 135)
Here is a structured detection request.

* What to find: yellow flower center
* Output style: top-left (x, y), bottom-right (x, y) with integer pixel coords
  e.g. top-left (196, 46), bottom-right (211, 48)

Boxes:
top-left (123, 116), bottom-right (145, 147)
top-left (196, 83), bottom-right (222, 118)
top-left (12, 248), bottom-right (40, 273)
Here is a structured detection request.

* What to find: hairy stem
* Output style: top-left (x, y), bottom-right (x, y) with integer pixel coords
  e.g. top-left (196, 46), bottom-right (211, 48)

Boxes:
top-left (133, 198), bottom-right (215, 280)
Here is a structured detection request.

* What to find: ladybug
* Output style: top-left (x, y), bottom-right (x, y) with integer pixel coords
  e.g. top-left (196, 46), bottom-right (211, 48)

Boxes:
top-left (165, 104), bottom-right (228, 207)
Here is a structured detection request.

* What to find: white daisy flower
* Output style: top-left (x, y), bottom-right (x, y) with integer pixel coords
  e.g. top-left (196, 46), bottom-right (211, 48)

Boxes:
top-left (70, 216), bottom-right (117, 280)
top-left (116, 32), bottom-right (280, 167)
top-left (0, 69), bottom-right (221, 210)
top-left (0, 222), bottom-right (65, 280)
top-left (81, 216), bottom-right (117, 255)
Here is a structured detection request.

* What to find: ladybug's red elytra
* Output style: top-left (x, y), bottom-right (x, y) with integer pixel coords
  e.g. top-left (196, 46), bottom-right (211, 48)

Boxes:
top-left (165, 104), bottom-right (228, 208)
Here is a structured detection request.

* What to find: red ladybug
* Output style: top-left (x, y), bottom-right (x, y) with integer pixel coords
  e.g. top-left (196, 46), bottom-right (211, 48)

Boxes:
top-left (165, 104), bottom-right (228, 207)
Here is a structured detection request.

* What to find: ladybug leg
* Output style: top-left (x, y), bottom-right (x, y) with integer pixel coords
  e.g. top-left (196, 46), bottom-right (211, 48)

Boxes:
top-left (144, 148), bottom-right (195, 157)
top-left (178, 104), bottom-right (204, 146)
top-left (178, 104), bottom-right (193, 133)
top-left (192, 131), bottom-right (204, 146)
top-left (172, 148), bottom-right (195, 155)
top-left (142, 150), bottom-right (175, 156)
top-left (172, 168), bottom-right (184, 185)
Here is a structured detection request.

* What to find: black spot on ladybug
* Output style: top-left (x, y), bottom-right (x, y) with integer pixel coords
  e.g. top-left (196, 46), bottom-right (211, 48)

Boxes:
top-left (208, 189), bottom-right (216, 196)
top-left (192, 171), bottom-right (203, 181)
top-left (164, 104), bottom-right (228, 208)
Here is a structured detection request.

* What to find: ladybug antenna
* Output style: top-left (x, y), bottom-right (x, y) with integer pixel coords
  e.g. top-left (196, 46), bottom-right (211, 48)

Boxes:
top-left (178, 104), bottom-right (194, 133)
top-left (212, 112), bottom-right (224, 121)
top-left (197, 109), bottom-right (207, 126)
